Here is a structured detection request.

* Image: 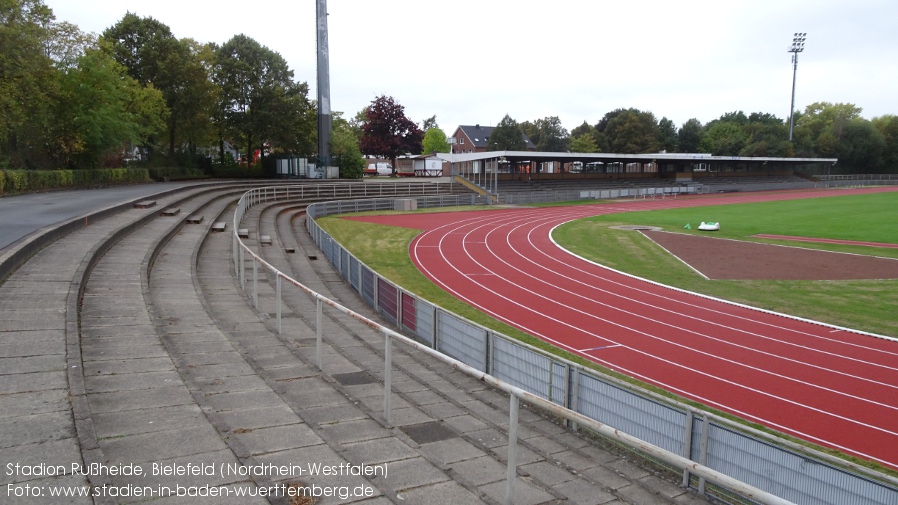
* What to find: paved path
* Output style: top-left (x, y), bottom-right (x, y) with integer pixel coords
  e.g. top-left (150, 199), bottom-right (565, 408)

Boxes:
top-left (0, 182), bottom-right (201, 251)
top-left (0, 183), bottom-right (710, 504)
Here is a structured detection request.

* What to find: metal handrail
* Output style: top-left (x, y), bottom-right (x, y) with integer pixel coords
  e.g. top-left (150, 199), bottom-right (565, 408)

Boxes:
top-left (230, 185), bottom-right (798, 505)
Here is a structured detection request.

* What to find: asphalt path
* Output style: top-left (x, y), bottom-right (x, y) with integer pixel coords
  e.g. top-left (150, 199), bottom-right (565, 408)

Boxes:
top-left (0, 182), bottom-right (198, 252)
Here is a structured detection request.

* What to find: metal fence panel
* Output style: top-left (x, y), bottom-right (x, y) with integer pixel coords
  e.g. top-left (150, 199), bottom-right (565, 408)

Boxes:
top-left (340, 248), bottom-right (350, 280)
top-left (551, 362), bottom-right (566, 406)
top-left (348, 256), bottom-right (360, 292)
top-left (437, 310), bottom-right (486, 371)
top-left (576, 371), bottom-right (686, 455)
top-left (377, 278), bottom-right (398, 325)
top-left (697, 421), bottom-right (896, 505)
top-left (414, 299), bottom-right (435, 346)
top-left (491, 337), bottom-right (554, 402)
top-left (360, 266), bottom-right (376, 306)
top-left (400, 292), bottom-right (417, 334)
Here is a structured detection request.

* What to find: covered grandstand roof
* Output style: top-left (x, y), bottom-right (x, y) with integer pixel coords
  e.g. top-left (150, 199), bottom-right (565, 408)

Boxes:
top-left (436, 150), bottom-right (837, 170)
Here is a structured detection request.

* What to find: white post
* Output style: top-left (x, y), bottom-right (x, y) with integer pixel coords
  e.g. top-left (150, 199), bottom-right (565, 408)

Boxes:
top-left (276, 275), bottom-right (282, 334)
top-left (316, 297), bottom-right (323, 371)
top-left (505, 395), bottom-right (519, 505)
top-left (384, 332), bottom-right (392, 424)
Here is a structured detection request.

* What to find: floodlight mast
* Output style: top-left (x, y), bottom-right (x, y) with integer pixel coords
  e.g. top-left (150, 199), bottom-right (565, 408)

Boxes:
top-left (316, 0), bottom-right (331, 167)
top-left (788, 32), bottom-right (806, 142)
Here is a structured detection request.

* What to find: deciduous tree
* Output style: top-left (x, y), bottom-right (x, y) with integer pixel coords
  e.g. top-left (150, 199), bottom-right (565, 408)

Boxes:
top-left (422, 127), bottom-right (449, 154)
top-left (215, 34), bottom-right (310, 165)
top-left (487, 114), bottom-right (526, 151)
top-left (359, 95), bottom-right (423, 172)
top-left (677, 118), bottom-right (704, 153)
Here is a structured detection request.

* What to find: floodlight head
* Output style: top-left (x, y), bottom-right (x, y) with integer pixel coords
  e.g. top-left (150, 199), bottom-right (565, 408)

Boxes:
top-left (788, 33), bottom-right (807, 53)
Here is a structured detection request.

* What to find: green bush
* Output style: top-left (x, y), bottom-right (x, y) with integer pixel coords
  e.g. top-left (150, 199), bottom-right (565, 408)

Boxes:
top-left (4, 171), bottom-right (27, 192)
top-left (147, 166), bottom-right (207, 181)
top-left (0, 168), bottom-right (150, 195)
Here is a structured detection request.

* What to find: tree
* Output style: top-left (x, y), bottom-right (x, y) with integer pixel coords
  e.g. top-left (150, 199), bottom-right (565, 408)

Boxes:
top-left (215, 34), bottom-right (308, 165)
top-left (330, 114), bottom-right (364, 178)
top-left (487, 114), bottom-right (526, 151)
top-left (43, 20), bottom-right (95, 69)
top-left (740, 113), bottom-right (791, 158)
top-left (103, 13), bottom-right (188, 156)
top-left (570, 133), bottom-right (598, 153)
top-left (832, 118), bottom-right (885, 172)
top-left (872, 115), bottom-right (898, 173)
top-left (420, 114), bottom-right (438, 131)
top-left (699, 122), bottom-right (746, 156)
top-left (658, 117), bottom-right (678, 152)
top-left (797, 102), bottom-right (863, 139)
top-left (358, 95), bottom-right (423, 172)
top-left (677, 118), bottom-right (704, 153)
top-left (573, 121), bottom-right (606, 152)
top-left (422, 127), bottom-right (449, 154)
top-left (0, 0), bottom-right (57, 168)
top-left (53, 45), bottom-right (167, 168)
top-left (170, 40), bottom-right (219, 158)
top-left (524, 116), bottom-right (570, 152)
top-left (604, 109), bottom-right (661, 154)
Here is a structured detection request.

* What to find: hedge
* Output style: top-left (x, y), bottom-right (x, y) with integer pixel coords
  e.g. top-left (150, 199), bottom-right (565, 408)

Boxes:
top-left (0, 169), bottom-right (151, 195)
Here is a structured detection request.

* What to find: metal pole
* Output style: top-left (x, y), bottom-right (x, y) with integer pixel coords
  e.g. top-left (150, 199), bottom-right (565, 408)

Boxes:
top-left (316, 0), bottom-right (332, 168)
top-left (787, 33), bottom-right (806, 142)
top-left (789, 52), bottom-right (798, 141)
top-left (505, 394), bottom-right (519, 505)
top-left (252, 258), bottom-right (258, 308)
top-left (316, 297), bottom-right (323, 371)
top-left (276, 275), bottom-right (282, 334)
top-left (239, 246), bottom-right (245, 289)
top-left (384, 332), bottom-right (392, 424)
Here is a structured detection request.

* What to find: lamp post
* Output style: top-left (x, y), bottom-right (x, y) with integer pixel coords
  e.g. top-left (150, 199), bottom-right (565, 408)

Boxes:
top-left (788, 32), bottom-right (806, 142)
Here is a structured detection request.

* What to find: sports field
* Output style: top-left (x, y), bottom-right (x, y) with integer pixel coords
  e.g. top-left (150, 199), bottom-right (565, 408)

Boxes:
top-left (325, 186), bottom-right (898, 470)
top-left (552, 190), bottom-right (898, 337)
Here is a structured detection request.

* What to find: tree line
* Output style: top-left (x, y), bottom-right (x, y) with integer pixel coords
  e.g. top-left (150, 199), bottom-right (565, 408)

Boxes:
top-left (485, 106), bottom-right (898, 173)
top-left (1, 1), bottom-right (316, 172)
top-left (2, 0), bottom-right (895, 176)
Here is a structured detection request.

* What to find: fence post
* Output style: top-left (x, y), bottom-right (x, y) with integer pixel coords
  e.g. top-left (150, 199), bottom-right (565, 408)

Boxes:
top-left (239, 246), bottom-right (245, 289)
top-left (698, 415), bottom-right (711, 495)
top-left (276, 275), bottom-right (282, 334)
top-left (682, 410), bottom-right (695, 488)
top-left (568, 369), bottom-right (580, 432)
top-left (505, 394), bottom-right (519, 505)
top-left (316, 297), bottom-right (323, 371)
top-left (384, 331), bottom-right (392, 424)
top-left (252, 257), bottom-right (258, 308)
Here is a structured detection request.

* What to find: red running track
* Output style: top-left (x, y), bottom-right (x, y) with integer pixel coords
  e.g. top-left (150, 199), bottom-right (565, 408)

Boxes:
top-left (349, 187), bottom-right (898, 470)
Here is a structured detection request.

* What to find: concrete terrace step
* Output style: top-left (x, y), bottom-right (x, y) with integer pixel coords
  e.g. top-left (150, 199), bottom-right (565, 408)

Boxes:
top-left (80, 190), bottom-right (271, 503)
top-left (0, 181), bottom-right (711, 505)
top-left (0, 184), bottom-right (245, 504)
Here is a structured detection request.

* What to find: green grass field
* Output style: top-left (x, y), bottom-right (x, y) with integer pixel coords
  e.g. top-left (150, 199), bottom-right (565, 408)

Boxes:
top-left (552, 191), bottom-right (898, 337)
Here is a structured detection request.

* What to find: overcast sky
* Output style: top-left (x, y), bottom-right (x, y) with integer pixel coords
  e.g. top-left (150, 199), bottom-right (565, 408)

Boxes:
top-left (48, 0), bottom-right (897, 135)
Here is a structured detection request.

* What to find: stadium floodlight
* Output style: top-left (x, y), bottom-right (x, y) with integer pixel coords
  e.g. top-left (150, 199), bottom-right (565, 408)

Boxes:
top-left (788, 32), bottom-right (807, 141)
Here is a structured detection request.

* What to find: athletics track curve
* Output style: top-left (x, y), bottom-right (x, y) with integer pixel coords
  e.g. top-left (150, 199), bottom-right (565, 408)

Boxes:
top-left (348, 187), bottom-right (898, 470)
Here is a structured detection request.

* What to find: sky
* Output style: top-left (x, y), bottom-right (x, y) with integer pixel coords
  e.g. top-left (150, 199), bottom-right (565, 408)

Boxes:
top-left (47, 0), bottom-right (898, 136)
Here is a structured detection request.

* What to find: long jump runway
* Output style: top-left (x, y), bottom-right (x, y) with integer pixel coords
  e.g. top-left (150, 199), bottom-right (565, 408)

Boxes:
top-left (349, 187), bottom-right (898, 470)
